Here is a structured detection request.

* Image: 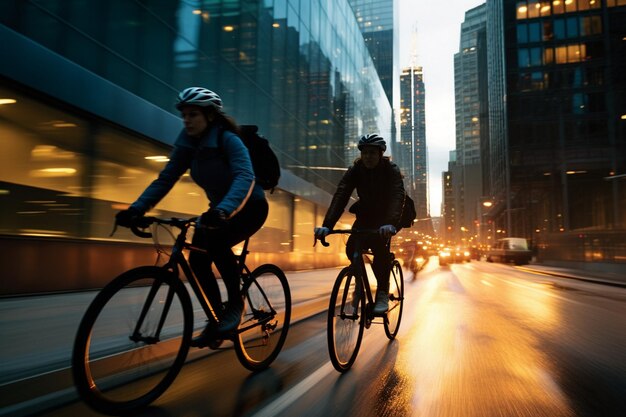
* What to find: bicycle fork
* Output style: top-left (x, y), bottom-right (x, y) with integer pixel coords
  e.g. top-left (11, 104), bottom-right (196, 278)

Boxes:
top-left (129, 277), bottom-right (175, 344)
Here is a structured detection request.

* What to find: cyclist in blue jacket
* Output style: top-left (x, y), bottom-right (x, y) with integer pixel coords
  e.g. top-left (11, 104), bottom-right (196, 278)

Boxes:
top-left (116, 87), bottom-right (268, 346)
top-left (314, 134), bottom-right (405, 314)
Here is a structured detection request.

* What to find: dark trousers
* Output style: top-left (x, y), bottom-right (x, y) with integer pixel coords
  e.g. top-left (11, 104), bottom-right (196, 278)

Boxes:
top-left (345, 232), bottom-right (391, 292)
top-left (189, 198), bottom-right (268, 314)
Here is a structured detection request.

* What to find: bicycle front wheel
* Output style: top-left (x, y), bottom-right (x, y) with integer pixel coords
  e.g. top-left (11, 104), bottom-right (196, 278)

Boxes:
top-left (384, 259), bottom-right (404, 339)
top-left (327, 266), bottom-right (365, 372)
top-left (235, 264), bottom-right (291, 371)
top-left (72, 266), bottom-right (193, 415)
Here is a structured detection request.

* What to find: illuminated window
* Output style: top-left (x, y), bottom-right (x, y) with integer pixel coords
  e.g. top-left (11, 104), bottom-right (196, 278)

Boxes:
top-left (565, 0), bottom-right (577, 13)
top-left (568, 44), bottom-right (582, 62)
top-left (553, 0), bottom-right (565, 14)
top-left (544, 47), bottom-right (554, 64)
top-left (517, 1), bottom-right (528, 19)
top-left (555, 45), bottom-right (568, 63)
top-left (528, 1), bottom-right (541, 18)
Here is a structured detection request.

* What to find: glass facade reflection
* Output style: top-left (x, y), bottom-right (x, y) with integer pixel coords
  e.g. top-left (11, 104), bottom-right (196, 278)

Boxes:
top-left (0, 0), bottom-right (390, 293)
top-left (0, 0), bottom-right (390, 192)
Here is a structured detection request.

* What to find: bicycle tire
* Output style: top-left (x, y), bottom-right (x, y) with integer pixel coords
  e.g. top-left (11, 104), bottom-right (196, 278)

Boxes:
top-left (327, 266), bottom-right (365, 372)
top-left (384, 259), bottom-right (404, 339)
top-left (234, 264), bottom-right (291, 371)
top-left (72, 266), bottom-right (193, 415)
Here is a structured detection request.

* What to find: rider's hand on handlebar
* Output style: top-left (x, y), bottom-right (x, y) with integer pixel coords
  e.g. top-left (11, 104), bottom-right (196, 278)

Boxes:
top-left (314, 226), bottom-right (330, 239)
top-left (378, 224), bottom-right (397, 238)
top-left (115, 207), bottom-right (143, 228)
top-left (201, 208), bottom-right (228, 228)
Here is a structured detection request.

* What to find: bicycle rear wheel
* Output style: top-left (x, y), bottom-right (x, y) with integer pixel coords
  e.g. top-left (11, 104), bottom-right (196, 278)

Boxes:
top-left (384, 259), bottom-right (404, 339)
top-left (327, 266), bottom-right (365, 372)
top-left (235, 264), bottom-right (291, 371)
top-left (72, 266), bottom-right (193, 415)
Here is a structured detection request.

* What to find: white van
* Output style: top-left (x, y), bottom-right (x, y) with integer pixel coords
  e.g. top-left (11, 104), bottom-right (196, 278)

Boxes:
top-left (486, 237), bottom-right (532, 265)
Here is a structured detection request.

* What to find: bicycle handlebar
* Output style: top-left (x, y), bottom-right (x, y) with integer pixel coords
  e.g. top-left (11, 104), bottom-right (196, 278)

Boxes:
top-left (115, 216), bottom-right (199, 239)
top-left (315, 228), bottom-right (383, 247)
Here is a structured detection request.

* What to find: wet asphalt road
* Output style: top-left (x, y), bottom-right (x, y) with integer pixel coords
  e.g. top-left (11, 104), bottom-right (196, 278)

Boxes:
top-left (13, 260), bottom-right (626, 417)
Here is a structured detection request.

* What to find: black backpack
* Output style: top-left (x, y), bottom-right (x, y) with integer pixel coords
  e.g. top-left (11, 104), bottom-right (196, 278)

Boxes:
top-left (220, 125), bottom-right (280, 192)
top-left (397, 192), bottom-right (417, 230)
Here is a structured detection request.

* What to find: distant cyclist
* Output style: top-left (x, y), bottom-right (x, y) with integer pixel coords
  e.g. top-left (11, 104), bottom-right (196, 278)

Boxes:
top-left (314, 134), bottom-right (405, 313)
top-left (115, 87), bottom-right (268, 346)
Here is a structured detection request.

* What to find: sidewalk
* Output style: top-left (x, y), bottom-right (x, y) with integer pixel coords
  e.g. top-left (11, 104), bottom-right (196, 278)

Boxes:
top-left (516, 263), bottom-right (626, 288)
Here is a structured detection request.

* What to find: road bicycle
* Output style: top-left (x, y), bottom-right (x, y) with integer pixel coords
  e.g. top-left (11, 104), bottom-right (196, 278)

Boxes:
top-left (317, 229), bottom-right (404, 372)
top-left (72, 216), bottom-right (291, 415)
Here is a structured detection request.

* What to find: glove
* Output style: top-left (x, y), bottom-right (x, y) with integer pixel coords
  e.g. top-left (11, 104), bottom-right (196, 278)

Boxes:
top-left (314, 227), bottom-right (330, 238)
top-left (378, 224), bottom-right (397, 238)
top-left (201, 208), bottom-right (229, 228)
top-left (115, 207), bottom-right (143, 228)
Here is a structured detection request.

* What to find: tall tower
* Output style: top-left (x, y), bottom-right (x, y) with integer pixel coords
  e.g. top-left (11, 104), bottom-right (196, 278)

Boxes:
top-left (400, 65), bottom-right (429, 231)
top-left (453, 4), bottom-right (489, 246)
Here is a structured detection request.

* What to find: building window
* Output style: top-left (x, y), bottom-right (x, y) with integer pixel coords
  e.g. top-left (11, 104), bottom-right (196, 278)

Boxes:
top-left (518, 24), bottom-right (529, 43)
top-left (554, 19), bottom-right (566, 39)
top-left (517, 1), bottom-right (529, 19)
top-left (528, 1), bottom-right (541, 18)
top-left (580, 16), bottom-right (602, 36)
top-left (519, 48), bottom-right (531, 67)
top-left (553, 0), bottom-right (565, 14)
top-left (530, 47), bottom-right (543, 66)
top-left (543, 21), bottom-right (554, 40)
top-left (529, 22), bottom-right (542, 41)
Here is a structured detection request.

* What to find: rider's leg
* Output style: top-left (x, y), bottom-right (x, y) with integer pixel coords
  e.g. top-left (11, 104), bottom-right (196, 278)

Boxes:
top-left (211, 199), bottom-right (269, 334)
top-left (370, 236), bottom-right (391, 314)
top-left (189, 228), bottom-right (225, 347)
top-left (189, 228), bottom-right (224, 314)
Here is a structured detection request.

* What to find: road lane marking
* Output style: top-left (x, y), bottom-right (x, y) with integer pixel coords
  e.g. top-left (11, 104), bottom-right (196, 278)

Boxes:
top-left (251, 361), bottom-right (335, 417)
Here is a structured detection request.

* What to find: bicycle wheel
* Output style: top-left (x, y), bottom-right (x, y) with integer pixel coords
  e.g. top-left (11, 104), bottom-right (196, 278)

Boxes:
top-left (327, 266), bottom-right (365, 372)
top-left (234, 264), bottom-right (291, 371)
top-left (384, 259), bottom-right (404, 339)
top-left (72, 266), bottom-right (193, 415)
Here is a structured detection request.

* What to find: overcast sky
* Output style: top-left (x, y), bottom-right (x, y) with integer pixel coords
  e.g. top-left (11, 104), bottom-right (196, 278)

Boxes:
top-left (398, 0), bottom-right (485, 217)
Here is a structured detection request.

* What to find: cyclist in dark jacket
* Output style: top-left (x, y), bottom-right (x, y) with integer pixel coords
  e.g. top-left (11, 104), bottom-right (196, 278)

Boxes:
top-left (115, 87), bottom-right (268, 347)
top-left (314, 134), bottom-right (405, 314)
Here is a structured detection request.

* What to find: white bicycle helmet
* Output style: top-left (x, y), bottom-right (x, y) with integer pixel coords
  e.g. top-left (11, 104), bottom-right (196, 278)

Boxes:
top-left (176, 87), bottom-right (223, 110)
top-left (358, 133), bottom-right (386, 152)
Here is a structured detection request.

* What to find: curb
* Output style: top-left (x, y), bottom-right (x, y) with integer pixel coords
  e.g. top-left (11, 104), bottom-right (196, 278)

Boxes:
top-left (514, 266), bottom-right (626, 288)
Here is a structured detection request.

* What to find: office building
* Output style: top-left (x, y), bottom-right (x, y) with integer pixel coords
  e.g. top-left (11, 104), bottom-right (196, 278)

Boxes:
top-left (0, 0), bottom-right (391, 293)
top-left (485, 0), bottom-right (625, 260)
top-left (399, 66), bottom-right (430, 232)
top-left (453, 4), bottom-right (489, 245)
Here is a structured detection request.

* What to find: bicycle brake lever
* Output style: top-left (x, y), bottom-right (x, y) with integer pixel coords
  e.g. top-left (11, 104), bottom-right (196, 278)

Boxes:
top-left (109, 222), bottom-right (118, 237)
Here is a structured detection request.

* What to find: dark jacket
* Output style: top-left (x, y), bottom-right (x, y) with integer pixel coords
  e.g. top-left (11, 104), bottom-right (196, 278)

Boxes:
top-left (322, 158), bottom-right (405, 229)
top-left (131, 124), bottom-right (265, 216)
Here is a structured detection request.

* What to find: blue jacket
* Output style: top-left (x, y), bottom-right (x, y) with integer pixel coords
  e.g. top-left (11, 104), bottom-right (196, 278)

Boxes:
top-left (131, 125), bottom-right (265, 216)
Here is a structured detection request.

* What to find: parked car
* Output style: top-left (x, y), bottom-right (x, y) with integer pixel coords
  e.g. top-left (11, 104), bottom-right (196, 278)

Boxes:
top-left (486, 237), bottom-right (532, 265)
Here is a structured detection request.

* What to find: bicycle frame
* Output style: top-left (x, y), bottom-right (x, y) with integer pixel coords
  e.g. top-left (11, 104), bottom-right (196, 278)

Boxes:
top-left (131, 218), bottom-right (256, 340)
top-left (320, 229), bottom-right (391, 319)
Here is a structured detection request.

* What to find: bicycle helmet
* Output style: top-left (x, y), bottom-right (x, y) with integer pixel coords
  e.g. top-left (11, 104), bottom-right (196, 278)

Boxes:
top-left (176, 87), bottom-right (223, 110)
top-left (358, 133), bottom-right (386, 152)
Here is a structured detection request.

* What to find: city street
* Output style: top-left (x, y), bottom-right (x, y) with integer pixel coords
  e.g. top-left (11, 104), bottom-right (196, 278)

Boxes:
top-left (4, 259), bottom-right (625, 417)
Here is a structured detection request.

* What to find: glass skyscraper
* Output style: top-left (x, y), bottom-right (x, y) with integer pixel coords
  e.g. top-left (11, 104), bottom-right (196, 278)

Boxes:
top-left (486, 0), bottom-right (625, 262)
top-left (0, 0), bottom-right (392, 293)
top-left (453, 4), bottom-right (488, 244)
top-left (399, 66), bottom-right (429, 232)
